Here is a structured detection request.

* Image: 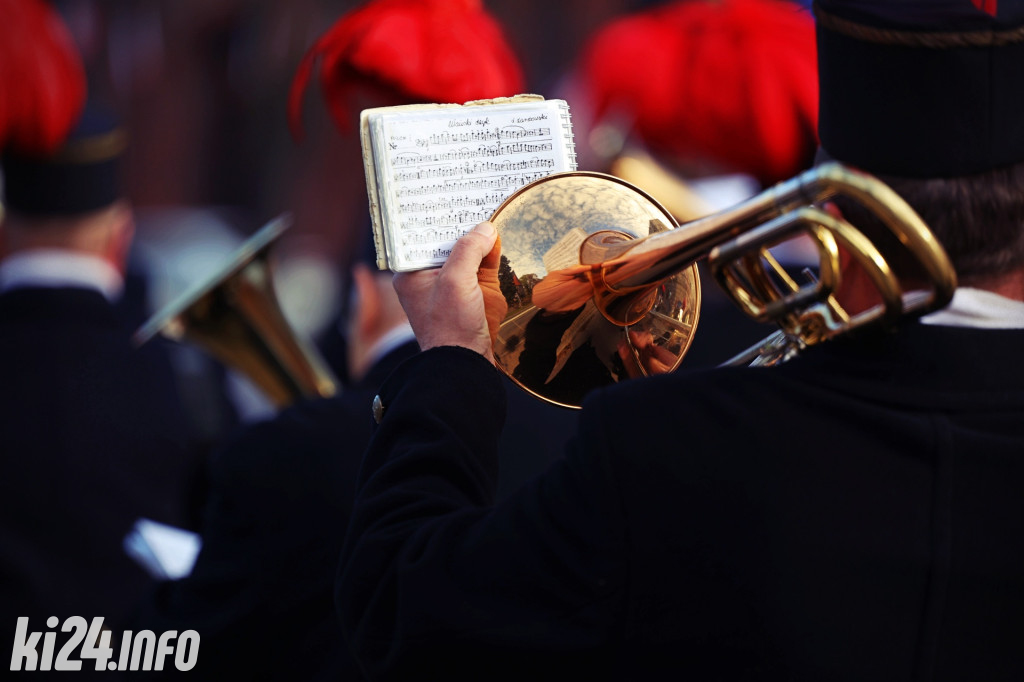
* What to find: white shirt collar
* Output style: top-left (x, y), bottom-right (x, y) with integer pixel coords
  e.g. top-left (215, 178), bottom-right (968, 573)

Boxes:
top-left (365, 322), bottom-right (416, 369)
top-left (0, 249), bottom-right (124, 302)
top-left (920, 287), bottom-right (1024, 329)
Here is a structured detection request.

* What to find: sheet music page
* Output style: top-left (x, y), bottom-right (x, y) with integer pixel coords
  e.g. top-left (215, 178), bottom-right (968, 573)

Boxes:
top-left (371, 99), bottom-right (574, 271)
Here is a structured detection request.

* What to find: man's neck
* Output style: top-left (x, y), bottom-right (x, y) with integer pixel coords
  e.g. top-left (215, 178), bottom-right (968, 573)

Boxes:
top-left (964, 269), bottom-right (1024, 303)
top-left (834, 260), bottom-right (1024, 328)
top-left (349, 321), bottom-right (416, 383)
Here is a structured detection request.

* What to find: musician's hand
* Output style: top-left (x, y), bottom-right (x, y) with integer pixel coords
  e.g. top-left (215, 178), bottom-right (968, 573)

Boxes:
top-left (618, 330), bottom-right (679, 378)
top-left (394, 221), bottom-right (507, 364)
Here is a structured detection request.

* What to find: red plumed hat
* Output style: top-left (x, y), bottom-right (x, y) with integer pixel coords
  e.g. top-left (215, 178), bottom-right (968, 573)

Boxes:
top-left (0, 0), bottom-right (86, 156)
top-left (577, 0), bottom-right (818, 185)
top-left (289, 0), bottom-right (526, 139)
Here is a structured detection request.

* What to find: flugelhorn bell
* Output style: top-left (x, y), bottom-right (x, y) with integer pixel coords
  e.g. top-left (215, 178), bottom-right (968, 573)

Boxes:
top-left (490, 172), bottom-right (700, 409)
top-left (489, 162), bottom-right (956, 409)
top-left (133, 215), bottom-right (338, 408)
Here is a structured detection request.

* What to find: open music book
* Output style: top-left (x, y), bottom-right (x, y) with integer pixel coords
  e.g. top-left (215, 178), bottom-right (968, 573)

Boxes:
top-left (360, 94), bottom-right (578, 271)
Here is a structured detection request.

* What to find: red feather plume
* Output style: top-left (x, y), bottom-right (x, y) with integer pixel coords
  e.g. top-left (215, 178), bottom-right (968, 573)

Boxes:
top-left (0, 0), bottom-right (86, 156)
top-left (288, 0), bottom-right (525, 140)
top-left (577, 0), bottom-right (818, 185)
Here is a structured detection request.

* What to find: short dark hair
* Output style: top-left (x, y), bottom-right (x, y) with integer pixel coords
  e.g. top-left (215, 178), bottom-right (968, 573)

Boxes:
top-left (878, 162), bottom-right (1024, 283)
top-left (827, 157), bottom-right (1024, 286)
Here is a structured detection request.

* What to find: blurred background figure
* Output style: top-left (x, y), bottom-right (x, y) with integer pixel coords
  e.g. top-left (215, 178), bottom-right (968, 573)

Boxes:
top-left (288, 0), bottom-right (528, 377)
top-left (560, 0), bottom-right (820, 367)
top-left (0, 0), bottom-right (205, 654)
top-left (129, 239), bottom-right (411, 681)
top-left (291, 0), bottom-right (578, 495)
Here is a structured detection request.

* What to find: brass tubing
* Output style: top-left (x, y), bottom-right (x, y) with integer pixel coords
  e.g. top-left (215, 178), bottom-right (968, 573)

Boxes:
top-left (551, 162), bottom-right (954, 325)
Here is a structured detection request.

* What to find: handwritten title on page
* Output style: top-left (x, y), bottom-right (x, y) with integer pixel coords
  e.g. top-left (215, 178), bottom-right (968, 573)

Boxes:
top-left (379, 105), bottom-right (568, 268)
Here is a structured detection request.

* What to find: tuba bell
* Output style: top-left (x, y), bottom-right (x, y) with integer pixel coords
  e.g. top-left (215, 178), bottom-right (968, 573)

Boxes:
top-left (133, 214), bottom-right (338, 408)
top-left (489, 161), bottom-right (957, 408)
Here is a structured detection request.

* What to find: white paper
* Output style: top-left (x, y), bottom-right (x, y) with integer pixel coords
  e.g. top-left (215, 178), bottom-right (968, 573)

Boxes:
top-left (123, 518), bottom-right (202, 580)
top-left (369, 99), bottom-right (577, 271)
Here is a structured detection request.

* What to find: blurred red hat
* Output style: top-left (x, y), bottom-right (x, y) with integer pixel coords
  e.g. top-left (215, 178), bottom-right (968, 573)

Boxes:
top-left (289, 0), bottom-right (526, 139)
top-left (0, 0), bottom-right (86, 156)
top-left (576, 0), bottom-right (818, 185)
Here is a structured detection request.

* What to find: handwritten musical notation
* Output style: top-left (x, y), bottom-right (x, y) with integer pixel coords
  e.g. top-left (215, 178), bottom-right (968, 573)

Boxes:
top-left (370, 99), bottom-right (576, 270)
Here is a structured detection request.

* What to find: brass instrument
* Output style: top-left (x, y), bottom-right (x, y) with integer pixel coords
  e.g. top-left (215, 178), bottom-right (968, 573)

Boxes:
top-left (133, 215), bottom-right (338, 408)
top-left (490, 162), bottom-right (957, 408)
top-left (607, 148), bottom-right (715, 223)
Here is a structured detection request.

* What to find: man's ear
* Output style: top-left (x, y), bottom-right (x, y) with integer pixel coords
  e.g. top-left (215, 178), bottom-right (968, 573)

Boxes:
top-left (350, 263), bottom-right (382, 337)
top-left (344, 262), bottom-right (387, 383)
top-left (821, 199), bottom-right (888, 314)
top-left (102, 201), bottom-right (135, 273)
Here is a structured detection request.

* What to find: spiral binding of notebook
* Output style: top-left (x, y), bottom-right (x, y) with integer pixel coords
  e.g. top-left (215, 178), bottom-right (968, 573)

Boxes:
top-left (557, 99), bottom-right (578, 170)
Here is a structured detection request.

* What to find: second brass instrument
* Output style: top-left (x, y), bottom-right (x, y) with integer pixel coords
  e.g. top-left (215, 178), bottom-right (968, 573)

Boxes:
top-left (489, 162), bottom-right (957, 409)
top-left (133, 215), bottom-right (338, 408)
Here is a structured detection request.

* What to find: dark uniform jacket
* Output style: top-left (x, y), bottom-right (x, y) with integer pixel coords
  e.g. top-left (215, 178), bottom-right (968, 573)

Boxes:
top-left (337, 322), bottom-right (1024, 681)
top-left (0, 287), bottom-right (203, 648)
top-left (131, 340), bottom-right (420, 681)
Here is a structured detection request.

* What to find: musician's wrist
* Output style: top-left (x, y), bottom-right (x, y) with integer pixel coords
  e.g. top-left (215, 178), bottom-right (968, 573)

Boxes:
top-left (416, 334), bottom-right (495, 364)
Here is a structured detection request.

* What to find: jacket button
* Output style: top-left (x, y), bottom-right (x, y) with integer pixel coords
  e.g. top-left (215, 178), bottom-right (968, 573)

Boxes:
top-left (372, 394), bottom-right (385, 424)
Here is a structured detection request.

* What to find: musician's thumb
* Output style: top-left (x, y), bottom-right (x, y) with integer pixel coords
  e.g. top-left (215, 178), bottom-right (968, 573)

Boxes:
top-left (444, 221), bottom-right (497, 277)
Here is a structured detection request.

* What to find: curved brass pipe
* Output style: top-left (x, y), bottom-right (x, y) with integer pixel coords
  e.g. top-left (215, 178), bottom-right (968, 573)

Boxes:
top-left (133, 215), bottom-right (338, 408)
top-left (489, 162), bottom-right (956, 408)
